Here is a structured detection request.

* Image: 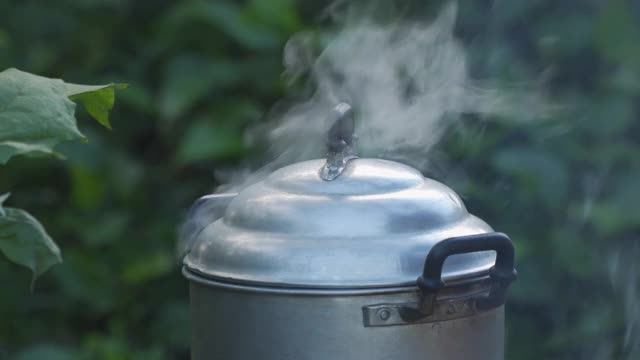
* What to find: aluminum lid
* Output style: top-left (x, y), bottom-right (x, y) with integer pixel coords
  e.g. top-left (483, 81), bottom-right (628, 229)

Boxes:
top-left (183, 158), bottom-right (496, 288)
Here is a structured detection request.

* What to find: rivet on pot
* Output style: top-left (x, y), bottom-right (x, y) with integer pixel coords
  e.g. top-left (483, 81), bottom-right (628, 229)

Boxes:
top-left (377, 308), bottom-right (391, 321)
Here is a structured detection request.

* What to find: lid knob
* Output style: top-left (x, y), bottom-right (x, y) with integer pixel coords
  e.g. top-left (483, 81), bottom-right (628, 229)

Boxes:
top-left (320, 103), bottom-right (358, 181)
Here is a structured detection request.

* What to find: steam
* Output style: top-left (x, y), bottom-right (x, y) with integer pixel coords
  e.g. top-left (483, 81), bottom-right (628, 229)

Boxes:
top-left (215, 2), bottom-right (547, 192)
top-left (181, 1), bottom-right (548, 255)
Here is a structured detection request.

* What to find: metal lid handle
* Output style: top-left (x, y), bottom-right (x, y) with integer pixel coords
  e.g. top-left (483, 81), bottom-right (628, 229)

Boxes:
top-left (320, 103), bottom-right (358, 181)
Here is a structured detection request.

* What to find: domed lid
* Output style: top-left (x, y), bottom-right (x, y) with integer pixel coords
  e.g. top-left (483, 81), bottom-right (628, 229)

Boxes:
top-left (183, 103), bottom-right (496, 289)
top-left (183, 157), bottom-right (496, 288)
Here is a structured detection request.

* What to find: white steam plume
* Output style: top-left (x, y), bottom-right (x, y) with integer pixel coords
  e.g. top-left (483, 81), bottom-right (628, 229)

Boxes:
top-left (215, 2), bottom-right (548, 192)
top-left (180, 2), bottom-right (548, 254)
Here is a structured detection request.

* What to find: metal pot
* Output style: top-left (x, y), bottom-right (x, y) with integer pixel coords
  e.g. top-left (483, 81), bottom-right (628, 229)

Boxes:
top-left (182, 104), bottom-right (516, 360)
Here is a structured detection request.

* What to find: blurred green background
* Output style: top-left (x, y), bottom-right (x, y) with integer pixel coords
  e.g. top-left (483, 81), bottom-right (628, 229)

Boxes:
top-left (1, 0), bottom-right (639, 359)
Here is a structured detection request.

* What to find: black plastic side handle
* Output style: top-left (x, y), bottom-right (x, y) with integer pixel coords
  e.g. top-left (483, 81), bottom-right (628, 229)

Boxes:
top-left (416, 232), bottom-right (518, 311)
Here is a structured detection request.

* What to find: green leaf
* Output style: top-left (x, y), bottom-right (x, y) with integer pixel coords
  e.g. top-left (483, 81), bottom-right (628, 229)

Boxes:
top-left (0, 207), bottom-right (62, 282)
top-left (0, 68), bottom-right (84, 164)
top-left (66, 83), bottom-right (128, 129)
top-left (0, 68), bottom-right (125, 164)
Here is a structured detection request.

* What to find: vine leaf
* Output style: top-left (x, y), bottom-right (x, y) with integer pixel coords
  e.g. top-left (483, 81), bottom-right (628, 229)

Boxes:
top-left (0, 68), bottom-right (125, 282)
top-left (0, 68), bottom-right (83, 164)
top-left (66, 83), bottom-right (128, 129)
top-left (0, 68), bottom-right (126, 164)
top-left (0, 207), bottom-right (62, 284)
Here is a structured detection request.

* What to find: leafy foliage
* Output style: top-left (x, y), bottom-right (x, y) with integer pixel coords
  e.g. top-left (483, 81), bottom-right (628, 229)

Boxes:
top-left (0, 205), bottom-right (61, 284)
top-left (0, 69), bottom-right (83, 164)
top-left (0, 68), bottom-right (124, 281)
top-left (0, 68), bottom-right (125, 164)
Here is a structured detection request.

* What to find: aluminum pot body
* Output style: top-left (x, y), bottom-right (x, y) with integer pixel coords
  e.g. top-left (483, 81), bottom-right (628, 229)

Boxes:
top-left (187, 271), bottom-right (504, 360)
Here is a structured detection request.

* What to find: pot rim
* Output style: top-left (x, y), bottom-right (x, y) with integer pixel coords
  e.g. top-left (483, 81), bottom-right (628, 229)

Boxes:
top-left (183, 266), bottom-right (490, 296)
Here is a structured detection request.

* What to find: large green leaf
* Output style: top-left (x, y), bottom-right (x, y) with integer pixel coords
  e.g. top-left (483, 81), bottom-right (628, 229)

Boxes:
top-left (0, 68), bottom-right (125, 164)
top-left (0, 68), bottom-right (83, 164)
top-left (0, 207), bottom-right (61, 282)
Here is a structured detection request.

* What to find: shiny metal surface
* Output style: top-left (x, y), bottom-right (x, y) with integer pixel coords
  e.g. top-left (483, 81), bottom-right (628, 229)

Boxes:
top-left (178, 193), bottom-right (237, 259)
top-left (188, 275), bottom-right (504, 360)
top-left (184, 158), bottom-right (495, 288)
